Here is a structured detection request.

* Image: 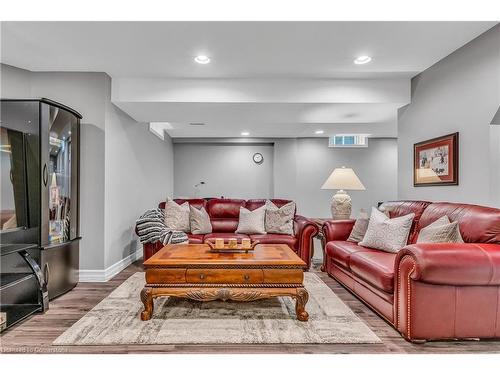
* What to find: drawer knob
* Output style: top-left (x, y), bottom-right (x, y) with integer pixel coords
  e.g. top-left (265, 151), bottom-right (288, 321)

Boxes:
top-left (244, 274), bottom-right (250, 281)
top-left (199, 273), bottom-right (205, 280)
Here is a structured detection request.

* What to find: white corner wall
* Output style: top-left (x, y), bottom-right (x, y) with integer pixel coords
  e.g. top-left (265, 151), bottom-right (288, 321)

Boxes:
top-left (398, 25), bottom-right (500, 207)
top-left (104, 75), bottom-right (174, 268)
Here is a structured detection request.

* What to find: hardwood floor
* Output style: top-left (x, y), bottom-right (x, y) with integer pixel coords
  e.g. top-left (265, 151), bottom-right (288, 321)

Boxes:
top-left (1, 260), bottom-right (500, 354)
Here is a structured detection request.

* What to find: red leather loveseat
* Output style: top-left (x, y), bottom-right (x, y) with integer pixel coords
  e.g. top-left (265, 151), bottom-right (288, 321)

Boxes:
top-left (141, 198), bottom-right (318, 268)
top-left (323, 200), bottom-right (500, 342)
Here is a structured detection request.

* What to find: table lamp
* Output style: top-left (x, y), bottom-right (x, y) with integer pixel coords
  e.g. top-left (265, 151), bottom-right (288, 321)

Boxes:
top-left (321, 166), bottom-right (366, 219)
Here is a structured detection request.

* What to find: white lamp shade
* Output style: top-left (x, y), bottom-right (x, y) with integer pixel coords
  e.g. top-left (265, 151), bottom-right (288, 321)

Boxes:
top-left (321, 167), bottom-right (366, 190)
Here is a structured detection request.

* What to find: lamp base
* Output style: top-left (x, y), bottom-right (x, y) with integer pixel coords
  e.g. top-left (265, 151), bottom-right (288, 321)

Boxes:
top-left (331, 190), bottom-right (352, 219)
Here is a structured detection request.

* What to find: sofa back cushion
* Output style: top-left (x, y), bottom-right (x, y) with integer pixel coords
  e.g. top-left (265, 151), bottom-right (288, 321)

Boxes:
top-left (378, 200), bottom-right (432, 243)
top-left (245, 199), bottom-right (296, 215)
top-left (206, 199), bottom-right (246, 232)
top-left (416, 202), bottom-right (500, 244)
top-left (158, 198), bottom-right (299, 234)
top-left (159, 198), bottom-right (206, 210)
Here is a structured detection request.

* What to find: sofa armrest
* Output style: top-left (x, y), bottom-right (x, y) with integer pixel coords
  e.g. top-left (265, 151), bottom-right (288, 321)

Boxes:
top-left (143, 241), bottom-right (164, 261)
top-left (322, 219), bottom-right (356, 242)
top-left (396, 243), bottom-right (500, 286)
top-left (294, 215), bottom-right (319, 269)
top-left (395, 242), bottom-right (500, 341)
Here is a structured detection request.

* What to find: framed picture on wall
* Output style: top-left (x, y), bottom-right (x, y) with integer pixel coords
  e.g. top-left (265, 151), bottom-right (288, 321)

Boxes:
top-left (414, 132), bottom-right (459, 186)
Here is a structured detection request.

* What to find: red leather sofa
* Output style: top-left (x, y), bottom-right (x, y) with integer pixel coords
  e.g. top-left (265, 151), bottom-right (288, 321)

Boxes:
top-left (141, 198), bottom-right (318, 268)
top-left (323, 200), bottom-right (500, 342)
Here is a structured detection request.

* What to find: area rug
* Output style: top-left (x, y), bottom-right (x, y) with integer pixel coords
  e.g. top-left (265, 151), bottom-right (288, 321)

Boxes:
top-left (53, 272), bottom-right (380, 345)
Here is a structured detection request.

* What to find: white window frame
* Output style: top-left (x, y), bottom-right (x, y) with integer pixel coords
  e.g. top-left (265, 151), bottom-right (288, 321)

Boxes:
top-left (329, 134), bottom-right (369, 148)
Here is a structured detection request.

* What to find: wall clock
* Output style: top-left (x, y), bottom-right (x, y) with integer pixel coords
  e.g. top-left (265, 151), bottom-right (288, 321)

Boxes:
top-left (253, 152), bottom-right (264, 164)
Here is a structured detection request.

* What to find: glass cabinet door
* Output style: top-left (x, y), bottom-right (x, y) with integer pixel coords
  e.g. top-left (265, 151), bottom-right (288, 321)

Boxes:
top-left (0, 101), bottom-right (39, 244)
top-left (44, 105), bottom-right (77, 245)
top-left (0, 126), bottom-right (27, 232)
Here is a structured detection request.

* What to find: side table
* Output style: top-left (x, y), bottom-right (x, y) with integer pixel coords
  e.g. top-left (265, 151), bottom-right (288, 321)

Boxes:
top-left (309, 218), bottom-right (331, 272)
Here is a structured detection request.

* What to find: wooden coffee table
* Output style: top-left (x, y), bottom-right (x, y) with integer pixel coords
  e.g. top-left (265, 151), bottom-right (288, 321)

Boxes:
top-left (140, 243), bottom-right (309, 321)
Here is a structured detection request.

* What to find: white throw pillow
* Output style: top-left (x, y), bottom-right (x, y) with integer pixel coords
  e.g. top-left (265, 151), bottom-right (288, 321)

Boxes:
top-left (359, 207), bottom-right (415, 253)
top-left (265, 200), bottom-right (295, 235)
top-left (189, 206), bottom-right (212, 235)
top-left (164, 198), bottom-right (190, 232)
top-left (416, 215), bottom-right (464, 244)
top-left (235, 205), bottom-right (267, 234)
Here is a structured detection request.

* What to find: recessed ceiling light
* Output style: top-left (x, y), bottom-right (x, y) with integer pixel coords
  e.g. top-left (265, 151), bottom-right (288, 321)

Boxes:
top-left (241, 131), bottom-right (250, 136)
top-left (194, 55), bottom-right (211, 64)
top-left (354, 55), bottom-right (372, 65)
top-left (315, 130), bottom-right (324, 134)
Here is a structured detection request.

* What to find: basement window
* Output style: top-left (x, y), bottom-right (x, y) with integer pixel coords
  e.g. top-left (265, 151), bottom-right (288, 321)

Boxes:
top-left (329, 135), bottom-right (368, 148)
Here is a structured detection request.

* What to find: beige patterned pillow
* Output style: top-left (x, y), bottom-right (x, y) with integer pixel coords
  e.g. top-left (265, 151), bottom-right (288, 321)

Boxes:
top-left (235, 206), bottom-right (266, 234)
top-left (164, 198), bottom-right (190, 232)
top-left (359, 207), bottom-right (415, 253)
top-left (265, 200), bottom-right (295, 235)
top-left (416, 216), bottom-right (464, 243)
top-left (189, 206), bottom-right (212, 235)
top-left (347, 218), bottom-right (369, 243)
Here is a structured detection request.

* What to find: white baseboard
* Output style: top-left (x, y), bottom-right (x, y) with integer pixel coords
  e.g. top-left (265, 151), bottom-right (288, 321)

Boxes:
top-left (79, 247), bottom-right (143, 282)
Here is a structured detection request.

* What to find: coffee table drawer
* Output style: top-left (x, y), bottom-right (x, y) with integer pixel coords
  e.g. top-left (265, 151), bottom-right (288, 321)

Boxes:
top-left (186, 269), bottom-right (264, 284)
top-left (263, 269), bottom-right (303, 284)
top-left (146, 268), bottom-right (187, 284)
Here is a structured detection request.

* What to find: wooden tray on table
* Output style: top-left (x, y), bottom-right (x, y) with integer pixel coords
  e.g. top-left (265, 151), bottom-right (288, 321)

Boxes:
top-left (204, 239), bottom-right (259, 253)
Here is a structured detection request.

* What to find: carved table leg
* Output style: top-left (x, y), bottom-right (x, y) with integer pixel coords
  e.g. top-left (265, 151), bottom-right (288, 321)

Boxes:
top-left (295, 287), bottom-right (309, 322)
top-left (140, 288), bottom-right (154, 321)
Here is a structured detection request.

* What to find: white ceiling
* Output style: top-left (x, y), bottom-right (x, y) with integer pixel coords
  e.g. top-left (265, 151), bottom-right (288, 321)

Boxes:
top-left (1, 21), bottom-right (495, 78)
top-left (1, 21), bottom-right (496, 138)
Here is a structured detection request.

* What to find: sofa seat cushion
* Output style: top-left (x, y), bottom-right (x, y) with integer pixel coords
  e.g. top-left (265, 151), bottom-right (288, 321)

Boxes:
top-left (249, 234), bottom-right (298, 250)
top-left (325, 241), bottom-right (376, 269)
top-left (203, 233), bottom-right (250, 242)
top-left (187, 233), bottom-right (204, 244)
top-left (349, 251), bottom-right (397, 293)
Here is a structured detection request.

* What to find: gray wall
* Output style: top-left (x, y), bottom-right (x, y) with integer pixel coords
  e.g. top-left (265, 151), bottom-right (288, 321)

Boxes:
top-left (398, 25), bottom-right (500, 207)
top-left (274, 138), bottom-right (398, 218)
top-left (174, 143), bottom-right (274, 199)
top-left (173, 138), bottom-right (398, 218)
top-left (273, 139), bottom-right (298, 201)
top-left (491, 126), bottom-right (500, 207)
top-left (104, 77), bottom-right (174, 268)
top-left (0, 63), bottom-right (31, 97)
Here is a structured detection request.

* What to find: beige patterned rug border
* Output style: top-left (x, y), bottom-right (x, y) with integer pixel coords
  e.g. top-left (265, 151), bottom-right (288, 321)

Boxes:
top-left (53, 272), bottom-right (380, 345)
